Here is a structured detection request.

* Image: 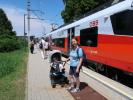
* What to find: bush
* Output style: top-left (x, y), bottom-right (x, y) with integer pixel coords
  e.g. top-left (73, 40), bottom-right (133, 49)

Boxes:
top-left (17, 37), bottom-right (28, 48)
top-left (0, 35), bottom-right (27, 52)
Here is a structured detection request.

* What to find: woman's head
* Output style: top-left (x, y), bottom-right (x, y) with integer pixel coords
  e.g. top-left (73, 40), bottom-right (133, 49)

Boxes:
top-left (72, 37), bottom-right (78, 49)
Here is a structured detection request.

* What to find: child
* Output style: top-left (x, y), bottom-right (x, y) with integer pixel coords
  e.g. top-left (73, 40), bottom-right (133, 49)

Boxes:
top-left (51, 57), bottom-right (64, 73)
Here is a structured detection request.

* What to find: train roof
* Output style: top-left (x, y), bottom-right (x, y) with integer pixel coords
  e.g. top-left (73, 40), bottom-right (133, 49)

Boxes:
top-left (57, 0), bottom-right (125, 29)
top-left (46, 0), bottom-right (132, 36)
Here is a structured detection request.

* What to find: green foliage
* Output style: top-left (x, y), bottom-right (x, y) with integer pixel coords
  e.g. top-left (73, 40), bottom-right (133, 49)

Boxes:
top-left (0, 35), bottom-right (27, 52)
top-left (0, 35), bottom-right (19, 52)
top-left (61, 0), bottom-right (77, 23)
top-left (0, 8), bottom-right (27, 52)
top-left (0, 48), bottom-right (28, 100)
top-left (0, 48), bottom-right (27, 77)
top-left (19, 38), bottom-right (28, 48)
top-left (61, 0), bottom-right (110, 23)
top-left (0, 53), bottom-right (15, 77)
top-left (0, 8), bottom-right (14, 36)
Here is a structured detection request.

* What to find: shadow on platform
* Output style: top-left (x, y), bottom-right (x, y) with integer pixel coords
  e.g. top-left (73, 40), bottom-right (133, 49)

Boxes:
top-left (68, 82), bottom-right (107, 100)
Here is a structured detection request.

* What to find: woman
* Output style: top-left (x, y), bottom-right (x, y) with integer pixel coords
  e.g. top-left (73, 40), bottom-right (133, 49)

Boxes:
top-left (66, 37), bottom-right (83, 93)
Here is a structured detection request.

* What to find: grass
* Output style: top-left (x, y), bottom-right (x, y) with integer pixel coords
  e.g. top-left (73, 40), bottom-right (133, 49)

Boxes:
top-left (0, 48), bottom-right (28, 100)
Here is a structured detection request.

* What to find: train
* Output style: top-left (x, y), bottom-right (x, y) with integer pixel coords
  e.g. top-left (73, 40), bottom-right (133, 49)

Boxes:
top-left (45, 0), bottom-right (133, 86)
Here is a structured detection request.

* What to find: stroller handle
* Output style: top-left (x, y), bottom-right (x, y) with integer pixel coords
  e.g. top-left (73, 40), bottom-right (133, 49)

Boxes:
top-left (54, 61), bottom-right (66, 63)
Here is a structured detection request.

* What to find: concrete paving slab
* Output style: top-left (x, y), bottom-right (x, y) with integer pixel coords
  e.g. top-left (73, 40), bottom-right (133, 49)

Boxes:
top-left (27, 48), bottom-right (74, 100)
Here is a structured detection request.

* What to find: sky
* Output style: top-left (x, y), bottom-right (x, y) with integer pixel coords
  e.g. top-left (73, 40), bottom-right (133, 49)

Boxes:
top-left (0, 0), bottom-right (64, 37)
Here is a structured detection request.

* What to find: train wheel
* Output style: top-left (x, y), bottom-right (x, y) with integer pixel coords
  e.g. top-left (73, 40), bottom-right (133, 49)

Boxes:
top-left (112, 71), bottom-right (118, 81)
top-left (105, 67), bottom-right (119, 81)
top-left (61, 84), bottom-right (64, 87)
top-left (87, 62), bottom-right (97, 72)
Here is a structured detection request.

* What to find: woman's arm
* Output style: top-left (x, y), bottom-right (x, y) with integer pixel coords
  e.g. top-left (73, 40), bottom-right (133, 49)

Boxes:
top-left (76, 58), bottom-right (83, 73)
top-left (76, 48), bottom-right (83, 73)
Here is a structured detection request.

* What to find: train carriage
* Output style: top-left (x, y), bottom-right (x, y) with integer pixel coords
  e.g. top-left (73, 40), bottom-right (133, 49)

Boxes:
top-left (46, 0), bottom-right (133, 85)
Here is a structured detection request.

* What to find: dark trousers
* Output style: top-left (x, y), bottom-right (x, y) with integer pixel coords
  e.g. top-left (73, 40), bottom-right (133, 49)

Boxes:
top-left (30, 46), bottom-right (34, 54)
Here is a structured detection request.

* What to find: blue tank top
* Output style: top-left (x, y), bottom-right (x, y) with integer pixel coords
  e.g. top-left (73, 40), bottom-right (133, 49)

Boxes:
top-left (69, 47), bottom-right (83, 67)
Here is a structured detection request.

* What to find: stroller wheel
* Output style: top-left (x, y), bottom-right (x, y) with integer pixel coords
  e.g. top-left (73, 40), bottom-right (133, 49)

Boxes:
top-left (61, 84), bottom-right (64, 87)
top-left (65, 78), bottom-right (69, 84)
top-left (51, 79), bottom-right (56, 88)
top-left (52, 84), bottom-right (56, 88)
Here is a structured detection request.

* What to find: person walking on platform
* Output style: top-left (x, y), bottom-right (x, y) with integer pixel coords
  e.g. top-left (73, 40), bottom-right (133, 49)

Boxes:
top-left (44, 39), bottom-right (49, 58)
top-left (30, 40), bottom-right (34, 54)
top-left (39, 38), bottom-right (46, 59)
top-left (66, 37), bottom-right (83, 93)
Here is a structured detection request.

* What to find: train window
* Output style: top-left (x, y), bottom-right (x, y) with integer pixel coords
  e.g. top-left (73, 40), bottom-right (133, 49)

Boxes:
top-left (52, 38), bottom-right (65, 48)
top-left (111, 10), bottom-right (133, 36)
top-left (80, 27), bottom-right (98, 47)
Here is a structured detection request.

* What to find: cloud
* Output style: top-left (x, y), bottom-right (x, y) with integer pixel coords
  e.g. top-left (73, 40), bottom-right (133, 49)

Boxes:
top-left (0, 5), bottom-right (52, 37)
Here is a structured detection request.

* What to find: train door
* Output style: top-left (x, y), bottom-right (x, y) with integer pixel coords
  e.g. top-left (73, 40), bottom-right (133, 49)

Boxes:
top-left (67, 27), bottom-right (75, 53)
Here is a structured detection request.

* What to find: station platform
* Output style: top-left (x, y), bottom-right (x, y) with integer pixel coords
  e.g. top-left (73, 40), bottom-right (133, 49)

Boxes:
top-left (26, 47), bottom-right (106, 100)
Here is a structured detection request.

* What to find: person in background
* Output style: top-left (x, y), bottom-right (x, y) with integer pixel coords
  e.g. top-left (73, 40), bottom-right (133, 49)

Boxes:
top-left (39, 37), bottom-right (46, 59)
top-left (44, 39), bottom-right (49, 58)
top-left (30, 40), bottom-right (34, 54)
top-left (66, 37), bottom-right (83, 93)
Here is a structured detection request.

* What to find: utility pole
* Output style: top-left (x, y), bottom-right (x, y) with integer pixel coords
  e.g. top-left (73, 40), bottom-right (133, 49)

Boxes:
top-left (27, 0), bottom-right (30, 45)
top-left (26, 0), bottom-right (46, 41)
top-left (24, 14), bottom-right (27, 51)
top-left (24, 14), bottom-right (27, 36)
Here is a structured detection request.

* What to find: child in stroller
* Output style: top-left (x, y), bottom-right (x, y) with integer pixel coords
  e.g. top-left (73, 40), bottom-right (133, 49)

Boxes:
top-left (49, 51), bottom-right (69, 88)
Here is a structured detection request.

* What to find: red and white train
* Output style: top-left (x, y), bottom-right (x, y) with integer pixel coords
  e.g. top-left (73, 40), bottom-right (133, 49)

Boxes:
top-left (46, 0), bottom-right (133, 82)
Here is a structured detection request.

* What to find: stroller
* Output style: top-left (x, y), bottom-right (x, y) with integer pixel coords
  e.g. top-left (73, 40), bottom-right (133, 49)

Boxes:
top-left (49, 50), bottom-right (69, 88)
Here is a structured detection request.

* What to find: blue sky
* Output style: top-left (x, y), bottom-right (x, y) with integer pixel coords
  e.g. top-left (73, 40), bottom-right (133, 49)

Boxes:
top-left (0, 0), bottom-right (64, 36)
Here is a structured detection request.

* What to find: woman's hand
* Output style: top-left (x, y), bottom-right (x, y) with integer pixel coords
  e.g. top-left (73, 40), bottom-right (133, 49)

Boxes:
top-left (76, 68), bottom-right (80, 73)
top-left (66, 58), bottom-right (70, 62)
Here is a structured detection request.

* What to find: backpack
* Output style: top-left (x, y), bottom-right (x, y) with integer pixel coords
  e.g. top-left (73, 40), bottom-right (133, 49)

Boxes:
top-left (39, 42), bottom-right (43, 49)
top-left (76, 47), bottom-right (87, 67)
top-left (30, 42), bottom-right (34, 47)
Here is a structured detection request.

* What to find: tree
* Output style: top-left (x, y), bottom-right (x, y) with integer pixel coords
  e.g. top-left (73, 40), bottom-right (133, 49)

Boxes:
top-left (0, 9), bottom-right (21, 52)
top-left (0, 8), bottom-right (16, 36)
top-left (61, 0), bottom-right (77, 23)
top-left (61, 0), bottom-right (110, 23)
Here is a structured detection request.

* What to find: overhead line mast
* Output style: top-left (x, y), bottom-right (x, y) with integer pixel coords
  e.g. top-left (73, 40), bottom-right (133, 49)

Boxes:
top-left (27, 0), bottom-right (30, 43)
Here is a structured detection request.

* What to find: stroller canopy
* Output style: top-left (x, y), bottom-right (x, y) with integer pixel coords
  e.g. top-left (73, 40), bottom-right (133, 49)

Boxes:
top-left (49, 50), bottom-right (62, 63)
